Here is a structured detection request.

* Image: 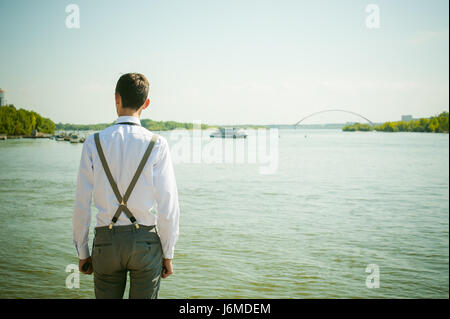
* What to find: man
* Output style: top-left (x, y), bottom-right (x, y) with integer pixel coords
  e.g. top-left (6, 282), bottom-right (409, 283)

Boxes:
top-left (72, 73), bottom-right (179, 299)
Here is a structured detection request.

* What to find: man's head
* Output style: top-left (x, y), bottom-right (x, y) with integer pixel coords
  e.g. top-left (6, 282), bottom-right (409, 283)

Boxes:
top-left (115, 73), bottom-right (150, 116)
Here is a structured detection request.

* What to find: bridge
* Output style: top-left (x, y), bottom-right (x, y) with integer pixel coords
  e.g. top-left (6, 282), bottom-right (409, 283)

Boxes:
top-left (294, 109), bottom-right (375, 127)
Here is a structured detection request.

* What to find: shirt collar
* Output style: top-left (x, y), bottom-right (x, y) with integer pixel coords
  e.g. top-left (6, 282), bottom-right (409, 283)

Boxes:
top-left (115, 116), bottom-right (142, 126)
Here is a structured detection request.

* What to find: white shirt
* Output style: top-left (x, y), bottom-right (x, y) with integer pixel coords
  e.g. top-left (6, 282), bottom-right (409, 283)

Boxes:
top-left (72, 116), bottom-right (180, 259)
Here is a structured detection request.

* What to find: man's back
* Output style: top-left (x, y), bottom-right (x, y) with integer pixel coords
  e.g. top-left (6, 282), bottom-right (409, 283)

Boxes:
top-left (86, 116), bottom-right (170, 227)
top-left (73, 115), bottom-right (179, 261)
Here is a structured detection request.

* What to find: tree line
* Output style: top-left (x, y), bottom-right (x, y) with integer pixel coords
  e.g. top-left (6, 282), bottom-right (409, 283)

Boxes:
top-left (55, 122), bottom-right (113, 131)
top-left (343, 111), bottom-right (449, 133)
top-left (141, 119), bottom-right (210, 131)
top-left (342, 123), bottom-right (373, 131)
top-left (0, 105), bottom-right (212, 135)
top-left (55, 119), bottom-right (212, 131)
top-left (0, 105), bottom-right (55, 135)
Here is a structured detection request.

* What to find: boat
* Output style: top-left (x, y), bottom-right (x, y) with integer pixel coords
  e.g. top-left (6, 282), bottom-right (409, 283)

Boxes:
top-left (55, 134), bottom-right (66, 141)
top-left (70, 135), bottom-right (81, 143)
top-left (210, 127), bottom-right (248, 138)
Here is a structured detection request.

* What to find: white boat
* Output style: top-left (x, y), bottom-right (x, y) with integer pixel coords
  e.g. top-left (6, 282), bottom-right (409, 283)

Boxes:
top-left (55, 135), bottom-right (65, 141)
top-left (210, 127), bottom-right (248, 138)
top-left (70, 134), bottom-right (81, 143)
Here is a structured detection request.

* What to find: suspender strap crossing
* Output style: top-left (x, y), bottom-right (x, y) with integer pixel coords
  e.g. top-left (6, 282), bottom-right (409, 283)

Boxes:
top-left (94, 132), bottom-right (159, 229)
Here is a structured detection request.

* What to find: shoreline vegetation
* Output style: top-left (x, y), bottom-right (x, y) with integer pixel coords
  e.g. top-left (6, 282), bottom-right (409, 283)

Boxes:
top-left (0, 104), bottom-right (215, 136)
top-left (0, 105), bottom-right (55, 136)
top-left (55, 119), bottom-right (212, 132)
top-left (1, 105), bottom-right (449, 138)
top-left (55, 122), bottom-right (268, 131)
top-left (0, 104), bottom-right (266, 138)
top-left (342, 111), bottom-right (449, 133)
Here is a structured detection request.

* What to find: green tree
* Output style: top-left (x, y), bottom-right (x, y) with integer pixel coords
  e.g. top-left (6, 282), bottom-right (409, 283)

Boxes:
top-left (0, 105), bottom-right (55, 135)
top-left (370, 111), bottom-right (448, 133)
top-left (0, 105), bottom-right (17, 135)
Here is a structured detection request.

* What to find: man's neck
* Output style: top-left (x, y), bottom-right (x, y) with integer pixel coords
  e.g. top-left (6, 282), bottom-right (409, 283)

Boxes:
top-left (117, 110), bottom-right (141, 119)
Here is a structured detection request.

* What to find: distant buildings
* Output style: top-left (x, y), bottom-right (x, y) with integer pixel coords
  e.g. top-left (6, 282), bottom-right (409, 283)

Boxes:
top-left (0, 88), bottom-right (5, 106)
top-left (401, 115), bottom-right (413, 122)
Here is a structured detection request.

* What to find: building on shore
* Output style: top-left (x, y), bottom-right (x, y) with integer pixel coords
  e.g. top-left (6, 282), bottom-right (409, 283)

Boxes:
top-left (30, 129), bottom-right (52, 138)
top-left (0, 88), bottom-right (5, 106)
top-left (401, 115), bottom-right (413, 122)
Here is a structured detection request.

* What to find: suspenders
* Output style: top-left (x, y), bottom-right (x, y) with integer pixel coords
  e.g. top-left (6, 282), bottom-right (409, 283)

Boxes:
top-left (94, 132), bottom-right (159, 229)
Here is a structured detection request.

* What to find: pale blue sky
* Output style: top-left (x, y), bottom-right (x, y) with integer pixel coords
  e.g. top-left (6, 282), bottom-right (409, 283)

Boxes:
top-left (0, 0), bottom-right (448, 125)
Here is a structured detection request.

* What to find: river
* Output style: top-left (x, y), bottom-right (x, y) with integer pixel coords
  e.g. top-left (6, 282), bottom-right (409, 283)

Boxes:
top-left (0, 129), bottom-right (448, 298)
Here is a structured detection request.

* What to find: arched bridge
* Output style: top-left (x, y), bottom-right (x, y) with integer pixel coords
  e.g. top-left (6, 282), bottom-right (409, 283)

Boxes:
top-left (294, 109), bottom-right (375, 127)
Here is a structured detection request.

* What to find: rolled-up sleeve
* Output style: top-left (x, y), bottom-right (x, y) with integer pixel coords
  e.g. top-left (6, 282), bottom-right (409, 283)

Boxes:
top-left (72, 136), bottom-right (94, 259)
top-left (153, 136), bottom-right (180, 259)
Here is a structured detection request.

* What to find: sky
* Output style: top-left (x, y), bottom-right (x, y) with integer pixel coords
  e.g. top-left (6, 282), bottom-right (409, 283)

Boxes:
top-left (0, 0), bottom-right (448, 125)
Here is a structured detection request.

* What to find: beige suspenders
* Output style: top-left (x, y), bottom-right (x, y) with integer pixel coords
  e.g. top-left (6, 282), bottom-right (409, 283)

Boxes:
top-left (94, 132), bottom-right (159, 229)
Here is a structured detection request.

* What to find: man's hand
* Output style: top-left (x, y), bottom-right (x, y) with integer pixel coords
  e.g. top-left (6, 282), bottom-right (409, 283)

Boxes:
top-left (79, 256), bottom-right (93, 275)
top-left (162, 258), bottom-right (173, 279)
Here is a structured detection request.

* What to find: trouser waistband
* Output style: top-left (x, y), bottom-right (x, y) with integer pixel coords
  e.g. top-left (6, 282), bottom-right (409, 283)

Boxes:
top-left (95, 224), bottom-right (156, 234)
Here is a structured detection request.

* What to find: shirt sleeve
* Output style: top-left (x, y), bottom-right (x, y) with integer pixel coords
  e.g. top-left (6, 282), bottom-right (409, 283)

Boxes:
top-left (72, 136), bottom-right (94, 259)
top-left (153, 136), bottom-right (180, 259)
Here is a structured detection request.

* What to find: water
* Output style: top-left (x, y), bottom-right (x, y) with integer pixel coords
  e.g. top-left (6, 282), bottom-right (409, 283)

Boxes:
top-left (0, 130), bottom-right (448, 298)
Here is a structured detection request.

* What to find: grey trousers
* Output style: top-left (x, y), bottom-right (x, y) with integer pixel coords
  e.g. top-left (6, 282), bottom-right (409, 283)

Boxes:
top-left (92, 224), bottom-right (163, 299)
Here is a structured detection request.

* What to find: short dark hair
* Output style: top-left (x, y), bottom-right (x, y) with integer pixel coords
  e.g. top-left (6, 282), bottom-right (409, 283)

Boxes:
top-left (115, 73), bottom-right (149, 110)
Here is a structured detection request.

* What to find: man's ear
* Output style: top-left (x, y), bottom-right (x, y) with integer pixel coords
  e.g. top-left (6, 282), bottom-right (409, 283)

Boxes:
top-left (115, 93), bottom-right (121, 106)
top-left (142, 98), bottom-right (150, 110)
